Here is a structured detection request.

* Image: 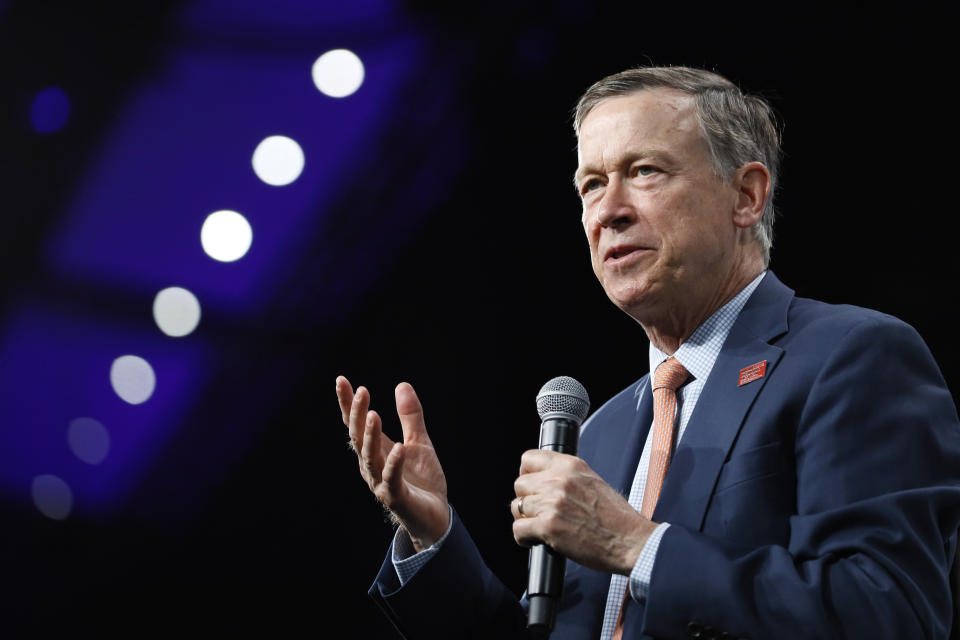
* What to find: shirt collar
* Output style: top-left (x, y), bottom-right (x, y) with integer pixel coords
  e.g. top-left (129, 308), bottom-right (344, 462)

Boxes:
top-left (639, 270), bottom-right (767, 395)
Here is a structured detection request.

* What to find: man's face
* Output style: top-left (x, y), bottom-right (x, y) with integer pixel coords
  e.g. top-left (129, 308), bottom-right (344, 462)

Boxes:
top-left (575, 89), bottom-right (742, 325)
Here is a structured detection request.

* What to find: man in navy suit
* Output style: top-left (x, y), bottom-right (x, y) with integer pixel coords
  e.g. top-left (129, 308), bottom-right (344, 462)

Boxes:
top-left (336, 66), bottom-right (960, 638)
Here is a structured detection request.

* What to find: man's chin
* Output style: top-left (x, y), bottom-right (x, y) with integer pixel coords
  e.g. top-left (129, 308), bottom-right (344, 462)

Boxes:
top-left (606, 288), bottom-right (654, 319)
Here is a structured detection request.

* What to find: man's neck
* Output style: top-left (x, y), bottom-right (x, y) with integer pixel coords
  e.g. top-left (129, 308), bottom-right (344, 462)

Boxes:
top-left (642, 262), bottom-right (765, 354)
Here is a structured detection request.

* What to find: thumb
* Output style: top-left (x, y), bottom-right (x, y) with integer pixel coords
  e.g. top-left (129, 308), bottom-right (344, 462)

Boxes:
top-left (395, 382), bottom-right (431, 444)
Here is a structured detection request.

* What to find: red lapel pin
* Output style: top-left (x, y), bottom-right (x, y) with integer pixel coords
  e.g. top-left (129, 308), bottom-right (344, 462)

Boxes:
top-left (738, 360), bottom-right (767, 387)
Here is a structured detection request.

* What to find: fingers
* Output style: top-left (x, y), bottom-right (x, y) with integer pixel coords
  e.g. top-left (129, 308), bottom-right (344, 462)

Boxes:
top-left (519, 448), bottom-right (561, 474)
top-left (513, 451), bottom-right (552, 523)
top-left (511, 498), bottom-right (540, 548)
top-left (346, 384), bottom-right (371, 454)
top-left (512, 494), bottom-right (534, 520)
top-left (381, 442), bottom-right (406, 506)
top-left (514, 449), bottom-right (564, 497)
top-left (360, 410), bottom-right (385, 488)
top-left (339, 378), bottom-right (431, 449)
top-left (336, 376), bottom-right (355, 426)
top-left (512, 452), bottom-right (591, 548)
top-left (395, 382), bottom-right (431, 445)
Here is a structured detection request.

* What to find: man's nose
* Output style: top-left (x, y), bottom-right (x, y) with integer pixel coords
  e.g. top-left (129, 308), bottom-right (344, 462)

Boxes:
top-left (595, 179), bottom-right (635, 229)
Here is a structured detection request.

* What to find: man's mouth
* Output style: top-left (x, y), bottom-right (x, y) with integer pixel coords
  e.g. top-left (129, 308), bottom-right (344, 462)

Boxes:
top-left (604, 245), bottom-right (647, 262)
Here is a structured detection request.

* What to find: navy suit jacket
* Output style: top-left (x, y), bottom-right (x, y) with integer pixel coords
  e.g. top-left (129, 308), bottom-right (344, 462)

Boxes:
top-left (369, 272), bottom-right (960, 639)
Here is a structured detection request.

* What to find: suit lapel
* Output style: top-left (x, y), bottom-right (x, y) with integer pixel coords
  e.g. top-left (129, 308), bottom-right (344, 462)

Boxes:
top-left (585, 376), bottom-right (653, 495)
top-left (563, 379), bottom-right (655, 637)
top-left (652, 271), bottom-right (793, 530)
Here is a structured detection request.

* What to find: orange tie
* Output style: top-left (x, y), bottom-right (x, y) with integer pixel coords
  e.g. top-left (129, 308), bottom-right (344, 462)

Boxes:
top-left (612, 357), bottom-right (690, 639)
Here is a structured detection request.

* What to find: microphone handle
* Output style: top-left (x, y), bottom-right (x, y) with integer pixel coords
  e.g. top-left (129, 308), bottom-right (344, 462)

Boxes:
top-left (527, 417), bottom-right (580, 635)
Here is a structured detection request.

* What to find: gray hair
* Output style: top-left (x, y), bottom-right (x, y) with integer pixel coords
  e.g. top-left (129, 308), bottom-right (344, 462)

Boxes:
top-left (574, 66), bottom-right (781, 265)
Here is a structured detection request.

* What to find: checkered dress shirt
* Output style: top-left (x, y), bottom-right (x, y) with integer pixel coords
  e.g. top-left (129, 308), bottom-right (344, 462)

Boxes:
top-left (599, 271), bottom-right (766, 639)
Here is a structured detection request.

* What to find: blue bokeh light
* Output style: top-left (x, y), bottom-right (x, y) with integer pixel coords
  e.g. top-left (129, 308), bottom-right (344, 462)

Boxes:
top-left (0, 301), bottom-right (212, 514)
top-left (3, 0), bottom-right (464, 522)
top-left (30, 86), bottom-right (71, 134)
top-left (46, 38), bottom-right (423, 314)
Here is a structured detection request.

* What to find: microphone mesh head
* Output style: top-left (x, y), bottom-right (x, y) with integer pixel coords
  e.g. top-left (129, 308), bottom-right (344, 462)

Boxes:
top-left (536, 376), bottom-right (590, 422)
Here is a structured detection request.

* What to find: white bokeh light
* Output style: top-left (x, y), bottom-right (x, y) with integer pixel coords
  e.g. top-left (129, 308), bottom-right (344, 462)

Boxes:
top-left (252, 135), bottom-right (305, 186)
top-left (31, 475), bottom-right (73, 520)
top-left (110, 355), bottom-right (156, 405)
top-left (312, 49), bottom-right (364, 98)
top-left (153, 286), bottom-right (201, 337)
top-left (200, 210), bottom-right (253, 262)
top-left (68, 417), bottom-right (111, 465)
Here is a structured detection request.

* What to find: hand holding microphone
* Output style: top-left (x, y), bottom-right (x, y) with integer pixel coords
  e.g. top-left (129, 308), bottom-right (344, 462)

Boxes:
top-left (514, 377), bottom-right (659, 636)
top-left (520, 376), bottom-right (590, 634)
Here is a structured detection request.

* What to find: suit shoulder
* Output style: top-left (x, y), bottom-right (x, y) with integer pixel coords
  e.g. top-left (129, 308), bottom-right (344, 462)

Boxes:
top-left (780, 294), bottom-right (947, 392)
top-left (580, 376), bottom-right (647, 436)
top-left (785, 295), bottom-right (923, 346)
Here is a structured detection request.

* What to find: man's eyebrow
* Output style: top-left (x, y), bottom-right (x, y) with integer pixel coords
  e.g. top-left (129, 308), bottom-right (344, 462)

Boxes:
top-left (573, 150), bottom-right (674, 191)
top-left (572, 167), bottom-right (593, 191)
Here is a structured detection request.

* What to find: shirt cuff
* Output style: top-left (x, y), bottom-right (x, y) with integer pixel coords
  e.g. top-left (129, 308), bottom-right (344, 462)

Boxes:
top-left (629, 522), bottom-right (670, 601)
top-left (392, 505), bottom-right (455, 586)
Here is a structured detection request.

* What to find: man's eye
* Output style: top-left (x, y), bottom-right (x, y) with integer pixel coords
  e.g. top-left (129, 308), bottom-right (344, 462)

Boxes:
top-left (580, 179), bottom-right (602, 195)
top-left (634, 165), bottom-right (660, 177)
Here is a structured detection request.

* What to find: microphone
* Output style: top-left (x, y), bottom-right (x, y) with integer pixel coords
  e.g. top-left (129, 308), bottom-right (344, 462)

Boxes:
top-left (527, 376), bottom-right (590, 636)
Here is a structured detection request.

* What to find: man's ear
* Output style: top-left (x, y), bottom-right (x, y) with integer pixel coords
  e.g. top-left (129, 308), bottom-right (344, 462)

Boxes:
top-left (732, 162), bottom-right (771, 229)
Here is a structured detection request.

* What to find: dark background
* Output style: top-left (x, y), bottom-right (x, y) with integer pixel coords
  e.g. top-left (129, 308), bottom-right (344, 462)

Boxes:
top-left (0, 1), bottom-right (955, 637)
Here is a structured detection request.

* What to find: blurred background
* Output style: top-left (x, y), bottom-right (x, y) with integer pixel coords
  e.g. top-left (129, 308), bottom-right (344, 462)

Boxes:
top-left (0, 0), bottom-right (954, 636)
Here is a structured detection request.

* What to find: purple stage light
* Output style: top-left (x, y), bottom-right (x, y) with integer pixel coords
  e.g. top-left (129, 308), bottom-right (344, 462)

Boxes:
top-left (45, 37), bottom-right (423, 315)
top-left (30, 87), bottom-right (70, 134)
top-left (0, 301), bottom-right (212, 517)
top-left (2, 0), bottom-right (463, 521)
top-left (181, 0), bottom-right (399, 33)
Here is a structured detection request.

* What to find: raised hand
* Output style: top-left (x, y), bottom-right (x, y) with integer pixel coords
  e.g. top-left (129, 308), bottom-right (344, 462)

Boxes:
top-left (337, 376), bottom-right (450, 551)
